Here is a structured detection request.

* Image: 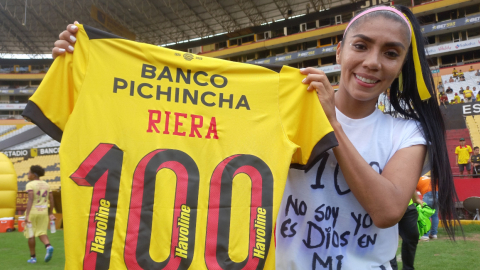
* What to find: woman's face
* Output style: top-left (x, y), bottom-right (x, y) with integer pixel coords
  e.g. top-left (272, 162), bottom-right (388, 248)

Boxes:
top-left (336, 16), bottom-right (410, 102)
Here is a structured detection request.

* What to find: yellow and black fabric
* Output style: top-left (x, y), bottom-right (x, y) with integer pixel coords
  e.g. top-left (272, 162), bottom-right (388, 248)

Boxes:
top-left (23, 24), bottom-right (337, 270)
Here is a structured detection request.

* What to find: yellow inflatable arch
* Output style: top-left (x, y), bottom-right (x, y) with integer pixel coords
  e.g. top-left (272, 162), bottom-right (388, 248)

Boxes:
top-left (0, 153), bottom-right (17, 218)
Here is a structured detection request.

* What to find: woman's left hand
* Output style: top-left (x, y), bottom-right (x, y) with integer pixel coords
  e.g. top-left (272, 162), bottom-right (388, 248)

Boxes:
top-left (300, 67), bottom-right (337, 124)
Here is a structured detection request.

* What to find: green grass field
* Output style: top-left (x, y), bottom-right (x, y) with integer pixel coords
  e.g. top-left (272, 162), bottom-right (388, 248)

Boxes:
top-left (0, 230), bottom-right (65, 269)
top-left (0, 225), bottom-right (479, 269)
top-left (396, 224), bottom-right (480, 269)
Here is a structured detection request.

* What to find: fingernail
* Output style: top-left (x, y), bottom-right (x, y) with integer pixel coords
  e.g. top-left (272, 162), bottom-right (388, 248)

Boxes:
top-left (71, 25), bottom-right (78, 30)
top-left (70, 35), bottom-right (76, 42)
top-left (300, 68), bottom-right (305, 71)
top-left (74, 21), bottom-right (79, 24)
top-left (302, 78), bottom-right (306, 83)
top-left (58, 48), bottom-right (65, 52)
top-left (68, 45), bottom-right (74, 51)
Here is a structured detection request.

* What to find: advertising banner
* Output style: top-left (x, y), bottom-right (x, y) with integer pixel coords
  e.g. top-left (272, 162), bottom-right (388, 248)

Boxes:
top-left (426, 38), bottom-right (480, 56)
top-left (421, 14), bottom-right (480, 34)
top-left (253, 44), bottom-right (337, 65)
top-left (2, 146), bottom-right (59, 158)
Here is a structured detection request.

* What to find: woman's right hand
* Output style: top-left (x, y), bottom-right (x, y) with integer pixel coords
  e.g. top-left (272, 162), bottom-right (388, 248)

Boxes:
top-left (52, 21), bottom-right (79, 59)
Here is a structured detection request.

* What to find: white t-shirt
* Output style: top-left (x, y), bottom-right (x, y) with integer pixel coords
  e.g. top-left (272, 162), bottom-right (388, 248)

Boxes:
top-left (276, 108), bottom-right (426, 270)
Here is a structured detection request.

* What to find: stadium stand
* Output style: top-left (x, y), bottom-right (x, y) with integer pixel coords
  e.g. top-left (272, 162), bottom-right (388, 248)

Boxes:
top-left (14, 154), bottom-right (60, 191)
top-left (0, 125), bottom-right (16, 136)
top-left (0, 125), bottom-right (35, 142)
top-left (5, 134), bottom-right (58, 150)
top-left (465, 116), bottom-right (480, 148)
top-left (442, 71), bottom-right (480, 101)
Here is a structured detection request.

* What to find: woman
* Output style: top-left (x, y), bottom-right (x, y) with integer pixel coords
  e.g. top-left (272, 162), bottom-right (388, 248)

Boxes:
top-left (52, 5), bottom-right (459, 269)
top-left (275, 6), bottom-right (458, 269)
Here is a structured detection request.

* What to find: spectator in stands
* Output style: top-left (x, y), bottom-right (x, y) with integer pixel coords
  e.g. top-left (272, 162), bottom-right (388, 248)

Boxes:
top-left (460, 75), bottom-right (466, 82)
top-left (439, 92), bottom-right (448, 106)
top-left (458, 69), bottom-right (464, 77)
top-left (24, 165), bottom-right (55, 264)
top-left (449, 76), bottom-right (454, 83)
top-left (437, 81), bottom-right (444, 94)
top-left (471, 146), bottom-right (480, 178)
top-left (461, 99), bottom-right (465, 103)
top-left (469, 66), bottom-right (475, 72)
top-left (473, 87), bottom-right (478, 101)
top-left (417, 174), bottom-right (439, 241)
top-left (446, 86), bottom-right (453, 93)
top-left (455, 138), bottom-right (472, 177)
top-left (454, 93), bottom-right (461, 103)
top-left (476, 69), bottom-right (480, 76)
top-left (459, 87), bottom-right (464, 94)
top-left (463, 86), bottom-right (473, 102)
top-left (378, 101), bottom-right (385, 112)
top-left (452, 68), bottom-right (458, 78)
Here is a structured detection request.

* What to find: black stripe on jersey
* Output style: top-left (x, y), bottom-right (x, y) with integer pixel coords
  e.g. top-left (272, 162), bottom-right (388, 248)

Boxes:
top-left (22, 100), bottom-right (63, 142)
top-left (212, 154), bottom-right (273, 270)
top-left (84, 25), bottom-right (125, 40)
top-left (290, 131), bottom-right (338, 172)
top-left (251, 63), bottom-right (282, 73)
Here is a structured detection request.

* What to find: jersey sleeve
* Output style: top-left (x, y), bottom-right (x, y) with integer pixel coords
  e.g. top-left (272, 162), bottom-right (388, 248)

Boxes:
top-left (455, 147), bottom-right (459, 154)
top-left (22, 25), bottom-right (91, 142)
top-left (278, 66), bottom-right (338, 171)
top-left (25, 182), bottom-right (33, 192)
top-left (469, 146), bottom-right (472, 153)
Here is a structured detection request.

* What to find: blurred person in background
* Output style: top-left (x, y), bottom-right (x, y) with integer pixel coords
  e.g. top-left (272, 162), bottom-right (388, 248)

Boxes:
top-left (417, 174), bottom-right (439, 240)
top-left (390, 191), bottom-right (423, 270)
top-left (455, 138), bottom-right (472, 177)
top-left (439, 92), bottom-right (448, 107)
top-left (470, 146), bottom-right (480, 178)
top-left (437, 81), bottom-right (444, 94)
top-left (24, 165), bottom-right (55, 264)
top-left (454, 93), bottom-right (461, 104)
top-left (463, 86), bottom-right (473, 103)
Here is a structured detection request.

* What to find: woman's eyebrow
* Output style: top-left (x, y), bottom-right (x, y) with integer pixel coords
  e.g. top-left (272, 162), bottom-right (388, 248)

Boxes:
top-left (352, 34), bottom-right (406, 50)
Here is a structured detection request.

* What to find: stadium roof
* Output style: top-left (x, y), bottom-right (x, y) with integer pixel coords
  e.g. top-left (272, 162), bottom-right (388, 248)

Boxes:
top-left (0, 0), bottom-right (351, 57)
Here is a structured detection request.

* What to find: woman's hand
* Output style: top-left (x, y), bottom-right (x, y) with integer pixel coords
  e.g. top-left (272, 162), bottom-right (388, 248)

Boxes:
top-left (49, 214), bottom-right (56, 220)
top-left (300, 67), bottom-right (337, 124)
top-left (52, 21), bottom-right (79, 59)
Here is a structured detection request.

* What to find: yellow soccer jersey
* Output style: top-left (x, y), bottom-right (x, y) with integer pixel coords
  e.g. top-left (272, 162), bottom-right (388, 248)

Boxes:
top-left (23, 25), bottom-right (337, 270)
top-left (25, 180), bottom-right (50, 215)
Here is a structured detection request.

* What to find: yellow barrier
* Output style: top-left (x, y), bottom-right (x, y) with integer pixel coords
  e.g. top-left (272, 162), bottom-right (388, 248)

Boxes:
top-left (0, 153), bottom-right (18, 218)
top-left (438, 220), bottom-right (480, 227)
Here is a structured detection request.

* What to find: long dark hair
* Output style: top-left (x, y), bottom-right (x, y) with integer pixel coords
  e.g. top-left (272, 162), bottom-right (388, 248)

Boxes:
top-left (345, 5), bottom-right (460, 239)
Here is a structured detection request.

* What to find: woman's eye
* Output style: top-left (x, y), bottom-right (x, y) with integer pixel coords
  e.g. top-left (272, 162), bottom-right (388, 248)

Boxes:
top-left (386, 51), bottom-right (399, 58)
top-left (353, 44), bottom-right (366, 50)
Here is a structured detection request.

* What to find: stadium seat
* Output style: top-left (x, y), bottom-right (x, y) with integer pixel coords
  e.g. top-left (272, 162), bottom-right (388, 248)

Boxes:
top-left (13, 154), bottom-right (60, 191)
